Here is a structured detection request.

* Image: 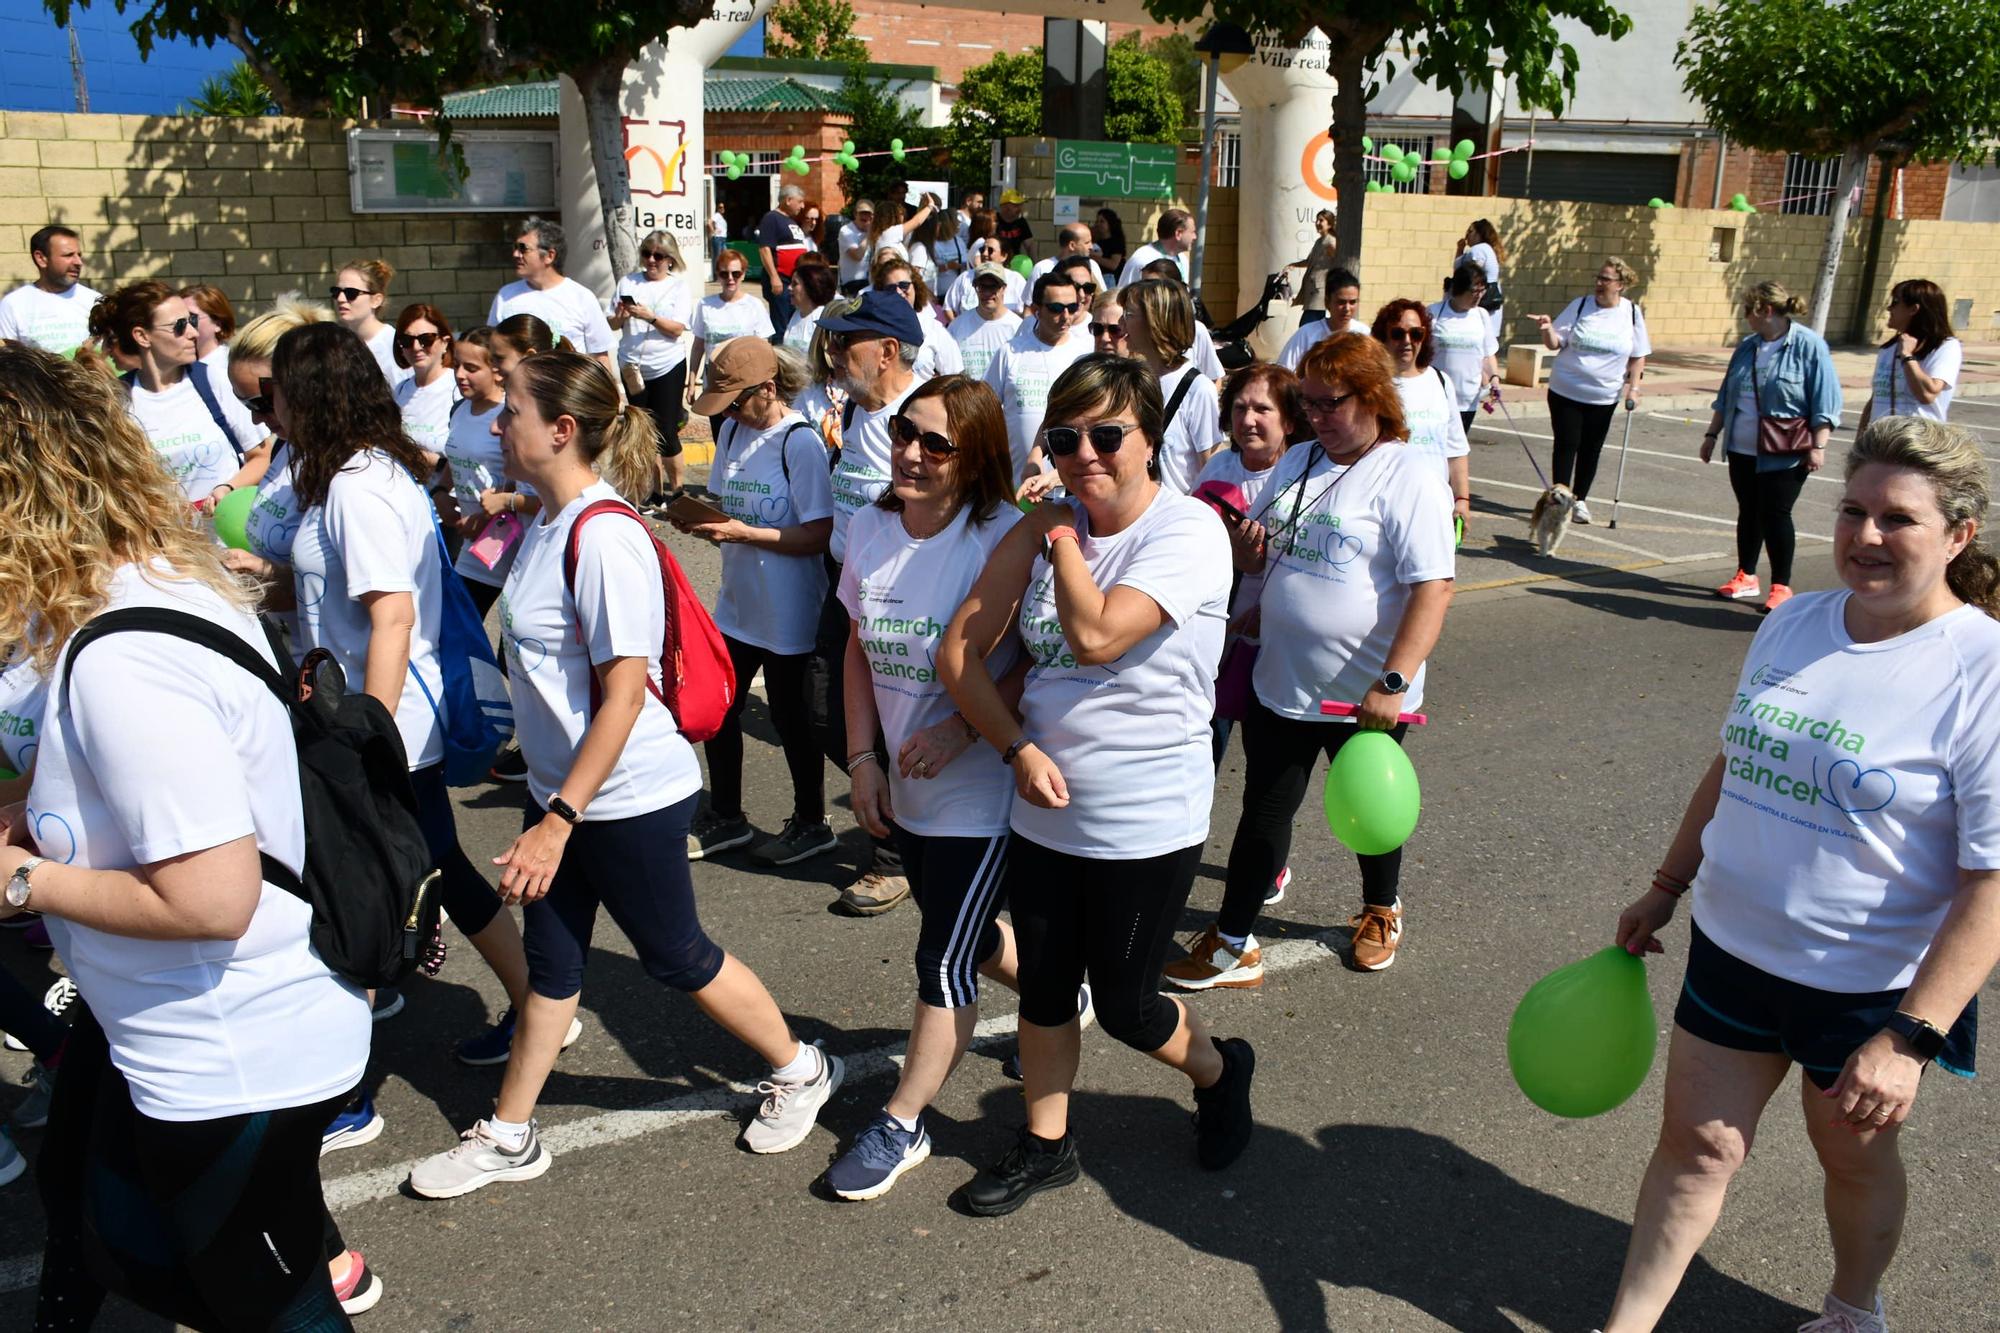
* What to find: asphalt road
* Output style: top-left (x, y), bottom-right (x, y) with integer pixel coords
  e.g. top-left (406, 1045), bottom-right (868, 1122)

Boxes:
top-left (3, 399), bottom-right (1998, 1332)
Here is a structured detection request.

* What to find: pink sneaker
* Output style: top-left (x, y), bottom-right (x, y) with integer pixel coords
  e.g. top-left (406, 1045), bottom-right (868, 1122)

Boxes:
top-left (331, 1250), bottom-right (384, 1315)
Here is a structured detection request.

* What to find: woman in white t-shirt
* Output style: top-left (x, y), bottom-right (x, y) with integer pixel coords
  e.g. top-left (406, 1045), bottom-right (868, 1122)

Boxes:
top-left (672, 339), bottom-right (836, 867)
top-left (873, 254), bottom-right (963, 380)
top-left (1530, 256), bottom-right (1651, 525)
top-left (1192, 334), bottom-right (1455, 989)
top-left (611, 229), bottom-right (693, 498)
top-left (330, 256), bottom-right (408, 391)
top-left (1453, 218), bottom-right (1506, 316)
top-left (182, 283), bottom-right (273, 469)
top-left (271, 322), bottom-right (538, 1070)
top-left (939, 355), bottom-right (1251, 1214)
top-left (1429, 261), bottom-right (1502, 434)
top-left (0, 342), bottom-right (376, 1322)
top-left (825, 375), bottom-right (1051, 1201)
top-left (440, 327), bottom-right (520, 616)
top-left (392, 303), bottom-right (461, 464)
top-left (687, 249), bottom-right (775, 431)
top-left (1118, 279), bottom-right (1221, 494)
top-left (1374, 297), bottom-right (1471, 527)
top-left (410, 352), bottom-right (844, 1197)
top-left (1608, 416), bottom-right (2000, 1333)
top-left (782, 257), bottom-right (838, 359)
top-left (88, 281), bottom-right (239, 510)
top-left (1860, 278), bottom-right (1964, 429)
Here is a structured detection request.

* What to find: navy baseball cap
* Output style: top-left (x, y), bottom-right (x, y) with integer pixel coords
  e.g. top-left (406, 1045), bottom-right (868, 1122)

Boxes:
top-left (817, 289), bottom-right (923, 348)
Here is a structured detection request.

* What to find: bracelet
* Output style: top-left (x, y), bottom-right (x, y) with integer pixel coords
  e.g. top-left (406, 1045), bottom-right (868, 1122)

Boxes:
top-left (845, 752), bottom-right (879, 774)
top-left (1001, 736), bottom-right (1033, 766)
top-left (951, 710), bottom-right (978, 742)
top-left (511, 493), bottom-right (526, 513)
top-left (1651, 867), bottom-right (1691, 898)
top-left (1702, 431), bottom-right (1718, 441)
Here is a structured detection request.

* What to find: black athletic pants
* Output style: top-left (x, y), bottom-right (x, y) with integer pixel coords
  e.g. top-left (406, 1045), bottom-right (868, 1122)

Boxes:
top-left (806, 565), bottom-right (902, 871)
top-left (1726, 452), bottom-right (1810, 587)
top-left (1547, 390), bottom-right (1619, 500)
top-left (632, 365), bottom-right (688, 464)
top-left (706, 633), bottom-right (824, 824)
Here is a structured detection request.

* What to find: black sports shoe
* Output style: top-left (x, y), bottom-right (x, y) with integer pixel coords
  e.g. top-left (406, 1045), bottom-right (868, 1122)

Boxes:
top-left (963, 1126), bottom-right (1080, 1217)
top-left (1193, 1036), bottom-right (1256, 1170)
top-left (487, 742), bottom-right (528, 783)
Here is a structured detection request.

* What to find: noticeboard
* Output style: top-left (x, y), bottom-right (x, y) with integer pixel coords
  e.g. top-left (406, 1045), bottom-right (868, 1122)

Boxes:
top-left (348, 129), bottom-right (561, 214)
top-left (1053, 139), bottom-right (1177, 199)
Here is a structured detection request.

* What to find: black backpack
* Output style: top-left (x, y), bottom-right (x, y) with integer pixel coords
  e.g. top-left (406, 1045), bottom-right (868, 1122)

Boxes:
top-left (60, 608), bottom-right (445, 989)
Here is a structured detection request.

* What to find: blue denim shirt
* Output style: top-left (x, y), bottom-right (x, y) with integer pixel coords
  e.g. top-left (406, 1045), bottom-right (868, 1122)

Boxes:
top-left (1712, 322), bottom-right (1844, 472)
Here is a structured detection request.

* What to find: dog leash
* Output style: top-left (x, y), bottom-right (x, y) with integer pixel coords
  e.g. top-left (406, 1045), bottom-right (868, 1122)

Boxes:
top-left (1494, 395), bottom-right (1553, 491)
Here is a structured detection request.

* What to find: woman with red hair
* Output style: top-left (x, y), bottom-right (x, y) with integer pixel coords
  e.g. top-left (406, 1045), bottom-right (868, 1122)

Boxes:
top-left (1372, 298), bottom-right (1470, 529)
top-left (1174, 334), bottom-right (1455, 988)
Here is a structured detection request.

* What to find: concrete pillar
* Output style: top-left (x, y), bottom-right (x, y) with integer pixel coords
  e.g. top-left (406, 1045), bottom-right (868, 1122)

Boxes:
top-left (1219, 32), bottom-right (1337, 360)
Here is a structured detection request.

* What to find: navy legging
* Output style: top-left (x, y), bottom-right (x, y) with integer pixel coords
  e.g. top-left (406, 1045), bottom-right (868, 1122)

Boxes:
top-left (410, 761), bottom-right (503, 936)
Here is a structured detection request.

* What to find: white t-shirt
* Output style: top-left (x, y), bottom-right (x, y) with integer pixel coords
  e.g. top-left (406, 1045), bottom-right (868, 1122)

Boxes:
top-left (1694, 592), bottom-right (2000, 990)
top-left (1870, 338), bottom-right (1962, 422)
top-left (615, 273), bottom-right (692, 379)
top-left (690, 294), bottom-right (776, 365)
top-left (1190, 322), bottom-right (1224, 380)
top-left (395, 373), bottom-right (460, 459)
top-left (1728, 337), bottom-right (1785, 456)
top-left (945, 268), bottom-right (1027, 317)
top-left (1028, 256), bottom-right (1106, 292)
top-left (830, 382), bottom-right (918, 564)
top-left (1549, 297), bottom-right (1651, 405)
top-left (1253, 442), bottom-right (1456, 720)
top-left (782, 304), bottom-right (826, 356)
top-left (1461, 241), bottom-right (1501, 286)
top-left (244, 444), bottom-right (305, 654)
top-left (836, 222), bottom-right (872, 286)
top-left (31, 563), bottom-right (369, 1121)
top-left (291, 450), bottom-right (447, 770)
top-left (1277, 317), bottom-right (1372, 373)
top-left (0, 648), bottom-right (44, 776)
top-left (201, 346), bottom-right (265, 457)
top-left (983, 325), bottom-right (1092, 476)
top-left (1194, 449), bottom-right (1286, 618)
top-left (0, 280), bottom-right (100, 356)
top-left (1118, 242), bottom-right (1184, 288)
top-left (710, 412), bottom-right (835, 656)
top-left (838, 503), bottom-right (1023, 836)
top-left (443, 401), bottom-right (518, 588)
top-left (708, 212), bottom-right (726, 239)
top-left (914, 309), bottom-right (964, 380)
top-left (948, 308), bottom-right (1023, 382)
top-left (488, 277), bottom-right (616, 356)
top-left (1012, 489), bottom-right (1231, 857)
top-left (499, 483), bottom-right (703, 820)
top-left (1155, 364), bottom-right (1222, 494)
top-left (1394, 368), bottom-right (1469, 494)
top-left (128, 376), bottom-right (236, 502)
top-left (365, 325), bottom-right (413, 391)
top-left (1426, 301), bottom-right (1498, 410)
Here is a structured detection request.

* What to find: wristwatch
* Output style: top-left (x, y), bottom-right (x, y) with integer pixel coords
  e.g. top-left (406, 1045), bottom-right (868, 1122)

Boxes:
top-left (1883, 1011), bottom-right (1947, 1064)
top-left (1900, 354), bottom-right (1920, 364)
top-left (1378, 670), bottom-right (1409, 695)
top-left (547, 795), bottom-right (582, 826)
top-left (5, 855), bottom-right (46, 912)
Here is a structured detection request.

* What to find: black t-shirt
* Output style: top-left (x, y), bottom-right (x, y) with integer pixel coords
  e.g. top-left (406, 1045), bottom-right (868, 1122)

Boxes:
top-left (757, 210), bottom-right (809, 282)
top-left (995, 215), bottom-right (1034, 259)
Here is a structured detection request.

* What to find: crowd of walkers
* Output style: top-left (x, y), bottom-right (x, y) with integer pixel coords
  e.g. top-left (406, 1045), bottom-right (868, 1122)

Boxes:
top-left (0, 205), bottom-right (1990, 1333)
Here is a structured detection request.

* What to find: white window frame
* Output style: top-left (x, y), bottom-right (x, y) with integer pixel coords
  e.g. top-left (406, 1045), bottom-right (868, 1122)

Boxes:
top-left (1781, 153), bottom-right (1841, 216)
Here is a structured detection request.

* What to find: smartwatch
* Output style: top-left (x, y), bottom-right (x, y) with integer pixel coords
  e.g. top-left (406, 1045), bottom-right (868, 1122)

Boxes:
top-left (547, 795), bottom-right (582, 826)
top-left (1378, 670), bottom-right (1409, 695)
top-left (1883, 1011), bottom-right (1947, 1064)
top-left (5, 855), bottom-right (46, 912)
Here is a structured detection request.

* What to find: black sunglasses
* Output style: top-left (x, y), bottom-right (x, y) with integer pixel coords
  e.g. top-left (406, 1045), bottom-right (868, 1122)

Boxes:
top-left (1042, 301), bottom-right (1081, 316)
top-left (151, 316), bottom-right (192, 337)
top-left (1044, 422), bottom-right (1141, 457)
top-left (512, 243), bottom-right (551, 255)
top-left (973, 280), bottom-right (1006, 293)
top-left (395, 331), bottom-right (442, 350)
top-left (889, 414), bottom-right (958, 458)
top-left (1299, 389), bottom-right (1355, 416)
top-left (239, 375), bottom-right (275, 416)
top-left (1070, 282), bottom-right (1098, 296)
top-left (1089, 321), bottom-right (1125, 339)
top-left (880, 280), bottom-right (914, 294)
top-left (725, 383), bottom-right (770, 414)
top-left (1385, 327), bottom-right (1424, 343)
top-left (640, 249), bottom-right (670, 261)
top-left (328, 286), bottom-right (372, 303)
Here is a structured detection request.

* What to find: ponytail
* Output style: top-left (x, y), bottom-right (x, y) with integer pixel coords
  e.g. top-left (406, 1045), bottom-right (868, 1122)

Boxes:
top-left (598, 403), bottom-right (663, 503)
top-left (1948, 541), bottom-right (2000, 618)
top-left (511, 350), bottom-right (661, 504)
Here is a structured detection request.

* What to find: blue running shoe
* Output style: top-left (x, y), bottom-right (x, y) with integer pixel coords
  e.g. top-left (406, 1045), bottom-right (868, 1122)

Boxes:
top-left (321, 1094), bottom-right (385, 1157)
top-left (455, 1008), bottom-right (583, 1067)
top-left (826, 1111), bottom-right (930, 1201)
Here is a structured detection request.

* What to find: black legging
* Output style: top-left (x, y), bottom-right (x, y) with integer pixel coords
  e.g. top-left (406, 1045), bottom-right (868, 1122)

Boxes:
top-left (0, 969), bottom-right (64, 1063)
top-left (630, 363), bottom-right (688, 464)
top-left (1548, 390), bottom-right (1619, 499)
top-left (1219, 700), bottom-right (1409, 939)
top-left (1727, 452), bottom-right (1810, 586)
top-left (806, 567), bottom-right (903, 870)
top-left (35, 1010), bottom-right (352, 1332)
top-left (705, 633), bottom-right (823, 824)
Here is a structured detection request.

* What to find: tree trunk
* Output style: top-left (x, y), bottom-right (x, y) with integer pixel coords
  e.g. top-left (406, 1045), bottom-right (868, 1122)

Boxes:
top-left (575, 57), bottom-right (639, 282)
top-left (1329, 38), bottom-right (1370, 271)
top-left (1807, 145), bottom-right (1869, 335)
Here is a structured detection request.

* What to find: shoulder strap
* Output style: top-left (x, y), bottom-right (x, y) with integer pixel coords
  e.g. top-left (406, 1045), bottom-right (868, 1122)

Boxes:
top-left (1433, 366), bottom-right (1450, 398)
top-left (562, 500), bottom-right (670, 712)
top-left (1567, 296), bottom-right (1586, 324)
top-left (186, 361), bottom-right (243, 461)
top-left (776, 419), bottom-right (815, 488)
top-left (1162, 371), bottom-right (1198, 431)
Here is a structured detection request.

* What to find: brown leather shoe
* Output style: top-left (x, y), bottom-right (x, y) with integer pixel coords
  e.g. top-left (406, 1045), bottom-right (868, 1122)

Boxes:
top-left (1348, 903), bottom-right (1404, 971)
top-left (834, 868), bottom-right (910, 917)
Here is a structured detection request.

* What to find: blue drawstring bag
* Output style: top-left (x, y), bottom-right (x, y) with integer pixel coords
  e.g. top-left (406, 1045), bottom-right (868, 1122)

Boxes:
top-left (411, 503), bottom-right (513, 785)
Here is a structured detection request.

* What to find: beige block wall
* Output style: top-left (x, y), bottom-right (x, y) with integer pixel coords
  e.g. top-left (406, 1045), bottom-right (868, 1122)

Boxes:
top-left (1355, 194), bottom-right (2000, 349)
top-left (0, 111), bottom-right (516, 333)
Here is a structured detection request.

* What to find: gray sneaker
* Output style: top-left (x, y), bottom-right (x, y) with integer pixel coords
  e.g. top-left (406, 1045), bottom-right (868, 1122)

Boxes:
top-left (747, 817), bottom-right (838, 868)
top-left (408, 1119), bottom-right (552, 1199)
top-left (687, 811), bottom-right (755, 861)
top-left (11, 1063), bottom-right (55, 1130)
top-left (741, 1045), bottom-right (845, 1154)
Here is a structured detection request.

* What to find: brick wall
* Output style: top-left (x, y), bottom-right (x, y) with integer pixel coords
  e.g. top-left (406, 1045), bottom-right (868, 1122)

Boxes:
top-left (0, 110), bottom-right (516, 333)
top-left (1677, 141), bottom-right (1949, 220)
top-left (709, 110), bottom-right (855, 229)
top-left (848, 3), bottom-right (1180, 88)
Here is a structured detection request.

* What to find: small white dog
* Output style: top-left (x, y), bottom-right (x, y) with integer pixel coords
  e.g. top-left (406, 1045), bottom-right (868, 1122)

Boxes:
top-left (1529, 483), bottom-right (1577, 556)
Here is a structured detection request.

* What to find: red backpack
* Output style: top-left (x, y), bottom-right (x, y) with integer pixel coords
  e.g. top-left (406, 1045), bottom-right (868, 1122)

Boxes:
top-left (562, 499), bottom-right (736, 743)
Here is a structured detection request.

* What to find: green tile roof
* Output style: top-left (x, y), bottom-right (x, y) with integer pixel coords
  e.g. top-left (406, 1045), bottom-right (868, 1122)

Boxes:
top-left (439, 76), bottom-right (845, 120)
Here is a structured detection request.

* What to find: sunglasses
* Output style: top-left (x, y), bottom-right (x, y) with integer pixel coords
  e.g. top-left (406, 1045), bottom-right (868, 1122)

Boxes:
top-left (239, 375), bottom-right (275, 416)
top-left (880, 280), bottom-right (914, 294)
top-left (1089, 322), bottom-right (1125, 339)
top-left (1042, 301), bottom-right (1081, 316)
top-left (512, 243), bottom-right (550, 255)
top-left (1070, 282), bottom-right (1098, 297)
top-left (152, 316), bottom-right (193, 337)
top-left (889, 414), bottom-right (958, 458)
top-left (973, 281), bottom-right (1006, 294)
top-left (725, 383), bottom-right (768, 414)
top-left (328, 286), bottom-right (372, 303)
top-left (1386, 327), bottom-right (1425, 343)
top-left (1595, 274), bottom-right (1620, 283)
top-left (641, 250), bottom-right (670, 262)
top-left (1299, 390), bottom-right (1355, 417)
top-left (1044, 422), bottom-right (1141, 457)
top-left (395, 331), bottom-right (442, 350)
top-left (718, 268), bottom-right (746, 279)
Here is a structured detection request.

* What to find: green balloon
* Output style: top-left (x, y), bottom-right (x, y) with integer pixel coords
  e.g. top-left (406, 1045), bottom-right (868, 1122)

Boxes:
top-left (1391, 160), bottom-right (1417, 184)
top-left (1453, 138), bottom-right (1476, 159)
top-left (841, 139), bottom-right (856, 154)
top-left (212, 484), bottom-right (257, 551)
top-left (1381, 143), bottom-right (1404, 163)
top-left (792, 159), bottom-right (812, 176)
top-left (1360, 135), bottom-right (1374, 152)
top-left (1508, 947), bottom-right (1658, 1118)
top-left (1322, 730), bottom-right (1420, 855)
top-left (1447, 159), bottom-right (1470, 181)
top-left (1008, 253), bottom-right (1034, 278)
top-left (726, 164), bottom-right (743, 180)
top-left (0, 767), bottom-right (17, 783)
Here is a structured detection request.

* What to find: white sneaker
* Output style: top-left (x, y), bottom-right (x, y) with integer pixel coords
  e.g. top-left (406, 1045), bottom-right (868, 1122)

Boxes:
top-left (408, 1119), bottom-right (552, 1199)
top-left (1797, 1292), bottom-right (1888, 1332)
top-left (741, 1044), bottom-right (844, 1154)
top-left (1571, 500), bottom-right (1594, 524)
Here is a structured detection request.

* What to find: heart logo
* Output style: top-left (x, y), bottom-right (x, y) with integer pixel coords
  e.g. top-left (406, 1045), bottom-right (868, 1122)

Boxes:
top-left (756, 496), bottom-right (789, 524)
top-left (265, 520), bottom-right (301, 555)
top-left (1816, 757), bottom-right (1896, 822)
top-left (509, 635), bottom-right (548, 673)
top-left (13, 742), bottom-right (37, 773)
top-left (296, 571), bottom-right (325, 610)
top-left (25, 805), bottom-right (76, 864)
top-left (1322, 529), bottom-right (1365, 569)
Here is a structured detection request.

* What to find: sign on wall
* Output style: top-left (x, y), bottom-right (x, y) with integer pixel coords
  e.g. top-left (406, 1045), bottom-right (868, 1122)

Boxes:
top-left (1053, 139), bottom-right (1177, 199)
top-left (624, 119), bottom-right (690, 199)
top-left (348, 129), bottom-right (560, 214)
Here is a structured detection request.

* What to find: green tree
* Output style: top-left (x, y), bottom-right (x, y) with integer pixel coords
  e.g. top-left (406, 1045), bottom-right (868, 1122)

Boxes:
top-left (185, 60), bottom-right (275, 116)
top-left (1140, 31), bottom-right (1201, 136)
top-left (1678, 0), bottom-right (2000, 333)
top-left (764, 0), bottom-right (869, 62)
top-left (835, 64), bottom-right (932, 213)
top-left (1140, 0), bottom-right (1634, 266)
top-left (1105, 33), bottom-right (1185, 145)
top-left (46, 0), bottom-right (713, 278)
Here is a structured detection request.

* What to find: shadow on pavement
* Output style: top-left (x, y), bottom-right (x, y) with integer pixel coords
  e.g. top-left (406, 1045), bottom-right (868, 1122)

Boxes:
top-left (1526, 581), bottom-right (1764, 632)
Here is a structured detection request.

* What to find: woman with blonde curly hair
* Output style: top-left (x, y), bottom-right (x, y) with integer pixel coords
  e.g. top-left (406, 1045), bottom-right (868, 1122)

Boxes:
top-left (0, 342), bottom-right (380, 1322)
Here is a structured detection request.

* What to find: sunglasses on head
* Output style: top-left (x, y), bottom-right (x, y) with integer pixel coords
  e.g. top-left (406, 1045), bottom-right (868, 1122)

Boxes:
top-left (1386, 327), bottom-right (1424, 343)
top-left (1042, 301), bottom-right (1081, 316)
top-left (328, 286), bottom-right (371, 302)
top-left (1299, 389), bottom-right (1354, 416)
top-left (1043, 422), bottom-right (1141, 457)
top-left (889, 414), bottom-right (958, 458)
top-left (1089, 321), bottom-right (1125, 339)
top-left (395, 331), bottom-right (441, 350)
top-left (240, 375), bottom-right (275, 416)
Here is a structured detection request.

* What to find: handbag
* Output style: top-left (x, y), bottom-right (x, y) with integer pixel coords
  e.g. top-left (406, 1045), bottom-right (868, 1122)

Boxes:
top-left (1749, 341), bottom-right (1814, 455)
top-left (1213, 639), bottom-right (1259, 722)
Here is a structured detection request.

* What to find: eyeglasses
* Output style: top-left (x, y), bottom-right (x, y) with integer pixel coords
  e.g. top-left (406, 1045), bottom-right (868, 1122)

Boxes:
top-left (725, 383), bottom-right (768, 414)
top-left (889, 413), bottom-right (958, 458)
top-left (973, 281), bottom-right (1006, 294)
top-left (1385, 327), bottom-right (1425, 343)
top-left (880, 280), bottom-right (914, 294)
top-left (239, 375), bottom-right (275, 416)
top-left (1594, 274), bottom-right (1620, 284)
top-left (641, 250), bottom-right (670, 262)
top-left (512, 242), bottom-right (551, 256)
top-left (328, 286), bottom-right (372, 303)
top-left (396, 331), bottom-right (441, 351)
top-left (1044, 422), bottom-right (1142, 457)
top-left (1042, 301), bottom-right (1081, 316)
top-left (152, 316), bottom-right (193, 337)
top-left (1089, 322), bottom-right (1125, 339)
top-left (1299, 390), bottom-right (1355, 417)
